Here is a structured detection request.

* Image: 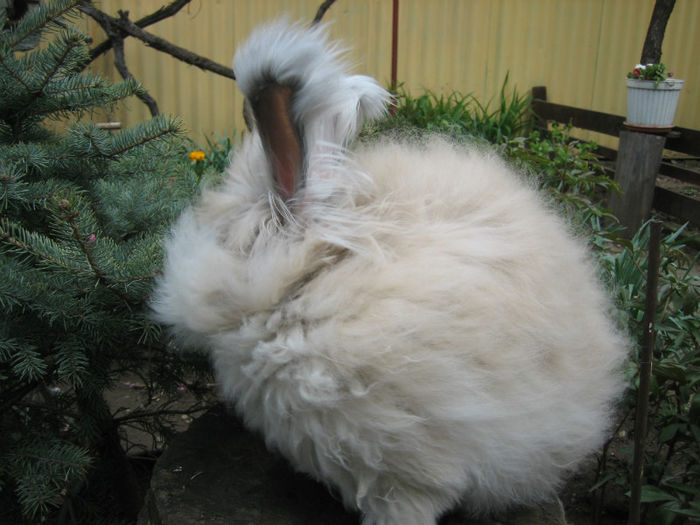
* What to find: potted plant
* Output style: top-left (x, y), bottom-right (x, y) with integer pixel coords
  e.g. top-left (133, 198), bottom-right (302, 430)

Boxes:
top-left (626, 63), bottom-right (684, 131)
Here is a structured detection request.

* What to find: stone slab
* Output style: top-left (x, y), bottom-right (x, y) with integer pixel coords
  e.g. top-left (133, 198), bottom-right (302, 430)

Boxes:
top-left (139, 405), bottom-right (568, 525)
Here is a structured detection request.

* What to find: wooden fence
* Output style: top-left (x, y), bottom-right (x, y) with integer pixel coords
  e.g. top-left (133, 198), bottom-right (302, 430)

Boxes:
top-left (531, 86), bottom-right (700, 226)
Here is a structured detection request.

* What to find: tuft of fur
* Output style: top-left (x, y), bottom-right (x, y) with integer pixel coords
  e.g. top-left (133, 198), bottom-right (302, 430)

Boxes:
top-left (152, 19), bottom-right (629, 525)
top-left (233, 19), bottom-right (390, 179)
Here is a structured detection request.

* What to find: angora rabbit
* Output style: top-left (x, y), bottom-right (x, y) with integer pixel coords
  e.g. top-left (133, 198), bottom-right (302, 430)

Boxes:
top-left (152, 19), bottom-right (628, 525)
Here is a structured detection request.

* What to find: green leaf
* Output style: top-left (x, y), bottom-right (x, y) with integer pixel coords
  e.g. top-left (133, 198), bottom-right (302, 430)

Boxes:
top-left (658, 423), bottom-right (685, 443)
top-left (649, 501), bottom-right (683, 525)
top-left (662, 481), bottom-right (700, 496)
top-left (640, 485), bottom-right (677, 503)
top-left (670, 507), bottom-right (700, 518)
top-left (588, 472), bottom-right (616, 492)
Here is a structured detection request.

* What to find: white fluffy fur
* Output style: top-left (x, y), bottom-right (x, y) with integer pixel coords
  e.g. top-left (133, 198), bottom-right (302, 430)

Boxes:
top-left (152, 19), bottom-right (629, 525)
top-left (233, 19), bottom-right (390, 179)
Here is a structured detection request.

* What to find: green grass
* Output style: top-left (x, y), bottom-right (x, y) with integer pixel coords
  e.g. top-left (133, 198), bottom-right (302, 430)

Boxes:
top-left (365, 74), bottom-right (532, 144)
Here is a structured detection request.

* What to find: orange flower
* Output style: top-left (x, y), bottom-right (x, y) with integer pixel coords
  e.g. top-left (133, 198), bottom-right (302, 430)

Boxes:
top-left (189, 150), bottom-right (206, 162)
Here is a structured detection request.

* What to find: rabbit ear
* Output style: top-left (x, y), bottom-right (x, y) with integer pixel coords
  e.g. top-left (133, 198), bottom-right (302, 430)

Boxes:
top-left (234, 19), bottom-right (390, 200)
top-left (250, 84), bottom-right (303, 201)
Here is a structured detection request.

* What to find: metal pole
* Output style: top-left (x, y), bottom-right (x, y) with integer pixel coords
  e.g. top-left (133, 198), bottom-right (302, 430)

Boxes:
top-left (627, 219), bottom-right (662, 525)
top-left (391, 0), bottom-right (399, 91)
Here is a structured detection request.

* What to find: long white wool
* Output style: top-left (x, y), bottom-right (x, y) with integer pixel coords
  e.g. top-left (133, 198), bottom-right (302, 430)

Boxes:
top-left (151, 19), bottom-right (629, 525)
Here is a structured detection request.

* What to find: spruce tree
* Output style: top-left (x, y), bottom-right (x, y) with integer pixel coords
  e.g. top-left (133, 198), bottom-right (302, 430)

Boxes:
top-left (0, 1), bottom-right (211, 521)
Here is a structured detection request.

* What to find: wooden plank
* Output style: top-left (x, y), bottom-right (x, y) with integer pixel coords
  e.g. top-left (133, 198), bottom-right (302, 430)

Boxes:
top-left (531, 99), bottom-right (625, 137)
top-left (609, 130), bottom-right (667, 236)
top-left (665, 127), bottom-right (700, 157)
top-left (654, 187), bottom-right (700, 225)
top-left (595, 145), bottom-right (618, 161)
top-left (531, 87), bottom-right (699, 156)
top-left (658, 162), bottom-right (700, 185)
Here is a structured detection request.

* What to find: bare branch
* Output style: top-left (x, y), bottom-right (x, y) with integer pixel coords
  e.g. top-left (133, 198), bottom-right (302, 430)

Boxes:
top-left (131, 0), bottom-right (193, 28)
top-left (112, 37), bottom-right (160, 116)
top-left (87, 0), bottom-right (193, 63)
top-left (311, 0), bottom-right (339, 26)
top-left (113, 404), bottom-right (210, 424)
top-left (81, 4), bottom-right (161, 115)
top-left (80, 5), bottom-right (235, 80)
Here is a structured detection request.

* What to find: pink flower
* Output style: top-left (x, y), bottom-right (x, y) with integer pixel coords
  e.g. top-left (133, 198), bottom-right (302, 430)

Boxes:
top-left (87, 234), bottom-right (96, 243)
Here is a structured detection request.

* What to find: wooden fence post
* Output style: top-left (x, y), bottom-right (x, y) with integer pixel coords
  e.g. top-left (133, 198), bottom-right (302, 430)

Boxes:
top-left (609, 130), bottom-right (667, 237)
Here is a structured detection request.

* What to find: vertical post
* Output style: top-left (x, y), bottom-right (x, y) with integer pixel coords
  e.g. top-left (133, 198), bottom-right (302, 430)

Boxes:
top-left (391, 0), bottom-right (399, 90)
top-left (531, 86), bottom-right (547, 100)
top-left (609, 130), bottom-right (666, 237)
top-left (389, 0), bottom-right (399, 116)
top-left (627, 219), bottom-right (662, 525)
top-left (531, 86), bottom-right (547, 131)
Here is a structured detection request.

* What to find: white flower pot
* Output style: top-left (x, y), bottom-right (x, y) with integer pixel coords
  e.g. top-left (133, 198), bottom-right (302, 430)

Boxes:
top-left (626, 78), bottom-right (684, 130)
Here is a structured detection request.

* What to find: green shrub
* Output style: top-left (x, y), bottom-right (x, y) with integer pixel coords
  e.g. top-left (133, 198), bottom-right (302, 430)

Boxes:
top-left (185, 132), bottom-right (236, 185)
top-left (199, 132), bottom-right (235, 173)
top-left (595, 223), bottom-right (700, 524)
top-left (0, 2), bottom-right (211, 521)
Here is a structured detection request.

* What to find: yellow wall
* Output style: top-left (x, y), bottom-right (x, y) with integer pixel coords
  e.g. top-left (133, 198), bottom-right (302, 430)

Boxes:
top-left (82, 0), bottom-right (699, 143)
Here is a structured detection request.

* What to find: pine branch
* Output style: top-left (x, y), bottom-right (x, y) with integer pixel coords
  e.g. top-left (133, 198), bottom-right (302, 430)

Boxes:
top-left (10, 344), bottom-right (47, 381)
top-left (16, 451), bottom-right (89, 470)
top-left (65, 115), bottom-right (180, 162)
top-left (9, 440), bottom-right (91, 520)
top-left (0, 262), bottom-right (105, 337)
top-left (1, 31), bottom-right (98, 133)
top-left (55, 338), bottom-right (89, 387)
top-left (105, 115), bottom-right (182, 158)
top-left (0, 217), bottom-right (86, 273)
top-left (0, 163), bottom-right (29, 212)
top-left (33, 32), bottom-right (84, 96)
top-left (65, 210), bottom-right (106, 282)
top-left (0, 48), bottom-right (33, 92)
top-left (41, 73), bottom-right (108, 96)
top-left (7, 0), bottom-right (81, 50)
top-left (4, 143), bottom-right (51, 174)
top-left (38, 76), bottom-right (142, 120)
